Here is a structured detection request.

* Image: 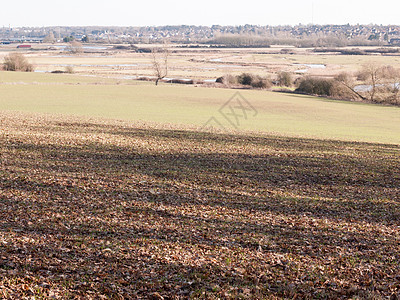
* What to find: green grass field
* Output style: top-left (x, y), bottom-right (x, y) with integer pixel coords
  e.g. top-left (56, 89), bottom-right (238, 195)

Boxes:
top-left (1, 71), bottom-right (400, 144)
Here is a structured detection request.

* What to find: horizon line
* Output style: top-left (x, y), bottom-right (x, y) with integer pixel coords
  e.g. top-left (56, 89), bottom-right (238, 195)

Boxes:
top-left (3, 23), bottom-right (400, 29)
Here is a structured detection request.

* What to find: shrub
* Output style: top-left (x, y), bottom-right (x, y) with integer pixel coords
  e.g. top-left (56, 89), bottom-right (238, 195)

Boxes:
top-left (251, 77), bottom-right (271, 89)
top-left (216, 74), bottom-right (237, 85)
top-left (251, 80), bottom-right (266, 89)
top-left (237, 73), bottom-right (254, 86)
top-left (216, 73), bottom-right (271, 89)
top-left (51, 66), bottom-right (74, 74)
top-left (223, 74), bottom-right (238, 85)
top-left (333, 72), bottom-right (363, 100)
top-left (65, 66), bottom-right (75, 74)
top-left (113, 45), bottom-right (131, 50)
top-left (356, 70), bottom-right (369, 81)
top-left (165, 79), bottom-right (193, 84)
top-left (67, 41), bottom-right (83, 54)
top-left (296, 77), bottom-right (334, 96)
top-left (329, 82), bottom-right (358, 99)
top-left (137, 76), bottom-right (153, 81)
top-left (3, 53), bottom-right (34, 72)
top-left (238, 73), bottom-right (272, 89)
top-left (277, 72), bottom-right (293, 87)
top-left (136, 48), bottom-right (152, 53)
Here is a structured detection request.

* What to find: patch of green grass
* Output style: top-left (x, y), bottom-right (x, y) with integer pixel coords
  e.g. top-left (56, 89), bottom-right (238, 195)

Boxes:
top-left (1, 72), bottom-right (400, 144)
top-left (0, 70), bottom-right (132, 84)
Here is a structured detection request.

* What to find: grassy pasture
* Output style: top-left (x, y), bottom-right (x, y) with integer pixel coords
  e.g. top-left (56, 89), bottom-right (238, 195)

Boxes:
top-left (1, 71), bottom-right (400, 144)
top-left (0, 112), bottom-right (399, 298)
top-left (0, 70), bottom-right (131, 85)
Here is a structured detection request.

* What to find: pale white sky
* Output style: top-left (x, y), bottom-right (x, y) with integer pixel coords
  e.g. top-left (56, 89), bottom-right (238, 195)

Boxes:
top-left (1, 0), bottom-right (399, 27)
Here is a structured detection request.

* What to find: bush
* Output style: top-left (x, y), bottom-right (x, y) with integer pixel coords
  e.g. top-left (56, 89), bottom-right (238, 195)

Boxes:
top-left (113, 45), bottom-right (131, 50)
top-left (277, 72), bottom-right (293, 87)
top-left (165, 79), bottom-right (193, 84)
top-left (356, 70), bottom-right (369, 81)
top-left (51, 67), bottom-right (75, 74)
top-left (296, 77), bottom-right (334, 96)
top-left (251, 79), bottom-right (266, 89)
top-left (3, 53), bottom-right (34, 72)
top-left (65, 66), bottom-right (75, 74)
top-left (136, 48), bottom-right (152, 53)
top-left (237, 73), bottom-right (254, 86)
top-left (67, 41), bottom-right (83, 54)
top-left (136, 76), bottom-right (153, 81)
top-left (216, 73), bottom-right (271, 89)
top-left (251, 78), bottom-right (271, 89)
top-left (216, 74), bottom-right (238, 85)
top-left (330, 82), bottom-right (358, 100)
top-left (223, 74), bottom-right (238, 85)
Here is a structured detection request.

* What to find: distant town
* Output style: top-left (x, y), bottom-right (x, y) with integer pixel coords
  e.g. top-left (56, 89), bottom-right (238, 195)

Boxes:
top-left (1, 24), bottom-right (400, 47)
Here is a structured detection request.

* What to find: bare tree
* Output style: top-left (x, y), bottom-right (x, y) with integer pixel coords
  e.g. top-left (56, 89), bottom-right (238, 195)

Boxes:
top-left (380, 66), bottom-right (400, 104)
top-left (337, 64), bottom-right (400, 104)
top-left (3, 53), bottom-right (34, 72)
top-left (67, 41), bottom-right (83, 54)
top-left (152, 46), bottom-right (168, 86)
top-left (360, 63), bottom-right (384, 102)
top-left (334, 72), bottom-right (366, 101)
top-left (43, 31), bottom-right (56, 43)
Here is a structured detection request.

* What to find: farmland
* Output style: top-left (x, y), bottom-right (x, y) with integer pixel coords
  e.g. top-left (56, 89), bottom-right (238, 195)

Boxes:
top-left (1, 71), bottom-right (400, 144)
top-left (0, 45), bottom-right (400, 298)
top-left (0, 111), bottom-right (399, 298)
top-left (3, 43), bottom-right (400, 81)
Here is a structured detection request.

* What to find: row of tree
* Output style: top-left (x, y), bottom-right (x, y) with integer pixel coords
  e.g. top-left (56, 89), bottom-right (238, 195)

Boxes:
top-left (337, 64), bottom-right (400, 104)
top-left (296, 64), bottom-right (400, 105)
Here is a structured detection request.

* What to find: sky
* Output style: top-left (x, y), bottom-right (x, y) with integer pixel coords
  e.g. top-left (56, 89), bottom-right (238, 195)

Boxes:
top-left (1, 0), bottom-right (400, 27)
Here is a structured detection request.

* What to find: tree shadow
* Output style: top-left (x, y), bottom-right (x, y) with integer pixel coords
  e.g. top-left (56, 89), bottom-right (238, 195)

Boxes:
top-left (0, 120), bottom-right (399, 298)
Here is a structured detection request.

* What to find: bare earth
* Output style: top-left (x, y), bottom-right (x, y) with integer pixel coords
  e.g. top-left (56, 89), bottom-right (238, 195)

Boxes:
top-left (0, 112), bottom-right (399, 298)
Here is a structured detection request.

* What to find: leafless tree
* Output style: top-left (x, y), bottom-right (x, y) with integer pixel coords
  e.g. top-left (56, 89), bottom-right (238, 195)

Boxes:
top-left (360, 63), bottom-right (384, 102)
top-left (3, 53), bottom-right (34, 72)
top-left (380, 66), bottom-right (400, 104)
top-left (43, 31), bottom-right (56, 43)
top-left (152, 46), bottom-right (168, 85)
top-left (67, 41), bottom-right (83, 54)
top-left (338, 64), bottom-right (400, 104)
top-left (334, 72), bottom-right (366, 101)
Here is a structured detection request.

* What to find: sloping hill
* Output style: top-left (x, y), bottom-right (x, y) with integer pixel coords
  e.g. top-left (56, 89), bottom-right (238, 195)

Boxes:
top-left (1, 112), bottom-right (399, 298)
